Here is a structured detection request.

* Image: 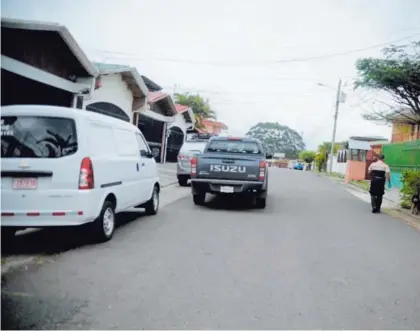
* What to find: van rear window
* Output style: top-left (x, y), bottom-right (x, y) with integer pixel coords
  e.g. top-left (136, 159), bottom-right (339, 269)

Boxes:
top-left (1, 116), bottom-right (78, 158)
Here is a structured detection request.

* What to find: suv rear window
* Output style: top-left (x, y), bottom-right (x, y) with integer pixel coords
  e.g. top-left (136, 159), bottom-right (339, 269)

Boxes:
top-left (207, 140), bottom-right (261, 154)
top-left (1, 116), bottom-right (78, 158)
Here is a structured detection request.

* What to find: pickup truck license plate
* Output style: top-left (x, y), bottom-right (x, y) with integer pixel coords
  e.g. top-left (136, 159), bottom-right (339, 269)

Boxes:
top-left (12, 178), bottom-right (37, 190)
top-left (220, 186), bottom-right (234, 193)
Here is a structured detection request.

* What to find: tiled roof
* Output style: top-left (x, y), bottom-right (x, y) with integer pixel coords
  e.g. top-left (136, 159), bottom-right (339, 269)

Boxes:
top-left (201, 119), bottom-right (228, 130)
top-left (148, 91), bottom-right (169, 103)
top-left (175, 104), bottom-right (190, 113)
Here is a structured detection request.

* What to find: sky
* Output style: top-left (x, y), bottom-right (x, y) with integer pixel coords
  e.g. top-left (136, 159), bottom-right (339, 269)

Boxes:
top-left (2, 0), bottom-right (420, 149)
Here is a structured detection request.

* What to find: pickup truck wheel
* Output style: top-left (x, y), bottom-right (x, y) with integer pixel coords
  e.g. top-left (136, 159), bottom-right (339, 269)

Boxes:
top-left (255, 197), bottom-right (267, 209)
top-left (193, 193), bottom-right (206, 205)
top-left (177, 175), bottom-right (189, 187)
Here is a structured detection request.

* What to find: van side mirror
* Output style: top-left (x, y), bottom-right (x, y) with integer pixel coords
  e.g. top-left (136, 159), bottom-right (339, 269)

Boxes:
top-left (266, 154), bottom-right (273, 159)
top-left (140, 150), bottom-right (154, 158)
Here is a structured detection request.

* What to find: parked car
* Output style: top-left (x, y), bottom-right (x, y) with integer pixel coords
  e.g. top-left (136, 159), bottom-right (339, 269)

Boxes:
top-left (1, 105), bottom-right (160, 243)
top-left (176, 133), bottom-right (213, 186)
top-left (190, 136), bottom-right (272, 209)
top-left (294, 162), bottom-right (304, 170)
top-left (288, 160), bottom-right (297, 169)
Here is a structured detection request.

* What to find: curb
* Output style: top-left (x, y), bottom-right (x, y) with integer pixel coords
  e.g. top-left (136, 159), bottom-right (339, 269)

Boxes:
top-left (1, 256), bottom-right (37, 276)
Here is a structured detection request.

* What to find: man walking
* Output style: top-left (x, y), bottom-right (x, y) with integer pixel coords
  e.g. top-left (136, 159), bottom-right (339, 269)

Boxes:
top-left (368, 154), bottom-right (391, 213)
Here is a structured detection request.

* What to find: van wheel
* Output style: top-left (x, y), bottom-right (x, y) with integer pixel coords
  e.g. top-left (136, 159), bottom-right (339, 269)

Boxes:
top-left (193, 193), bottom-right (206, 205)
top-left (1, 228), bottom-right (16, 245)
top-left (177, 175), bottom-right (189, 187)
top-left (145, 185), bottom-right (159, 215)
top-left (92, 201), bottom-right (115, 243)
top-left (255, 197), bottom-right (267, 209)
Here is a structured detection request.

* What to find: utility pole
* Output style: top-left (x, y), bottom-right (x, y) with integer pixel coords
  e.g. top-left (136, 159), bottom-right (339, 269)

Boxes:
top-left (328, 78), bottom-right (342, 174)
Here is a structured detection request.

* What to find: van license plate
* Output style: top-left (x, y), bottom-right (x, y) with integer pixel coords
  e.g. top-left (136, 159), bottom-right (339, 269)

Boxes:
top-left (220, 186), bottom-right (234, 193)
top-left (12, 178), bottom-right (37, 190)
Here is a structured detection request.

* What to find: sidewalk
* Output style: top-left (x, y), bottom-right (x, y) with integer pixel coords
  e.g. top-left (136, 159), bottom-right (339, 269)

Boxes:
top-left (157, 162), bottom-right (178, 187)
top-left (320, 173), bottom-right (420, 230)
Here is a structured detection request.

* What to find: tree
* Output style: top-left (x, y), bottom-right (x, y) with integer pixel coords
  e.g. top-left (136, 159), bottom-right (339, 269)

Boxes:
top-left (246, 122), bottom-right (305, 159)
top-left (174, 93), bottom-right (216, 128)
top-left (316, 142), bottom-right (343, 172)
top-left (355, 41), bottom-right (420, 124)
top-left (317, 142), bottom-right (342, 156)
top-left (299, 150), bottom-right (316, 163)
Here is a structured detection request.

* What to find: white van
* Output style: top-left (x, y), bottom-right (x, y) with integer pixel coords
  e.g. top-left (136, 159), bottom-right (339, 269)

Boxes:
top-left (1, 105), bottom-right (160, 243)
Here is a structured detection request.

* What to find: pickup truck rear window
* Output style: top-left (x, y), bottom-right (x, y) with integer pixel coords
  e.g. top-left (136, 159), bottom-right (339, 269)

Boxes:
top-left (207, 140), bottom-right (262, 154)
top-left (1, 116), bottom-right (78, 158)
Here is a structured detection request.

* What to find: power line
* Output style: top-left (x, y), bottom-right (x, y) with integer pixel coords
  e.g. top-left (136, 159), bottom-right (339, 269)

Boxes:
top-left (88, 32), bottom-right (420, 67)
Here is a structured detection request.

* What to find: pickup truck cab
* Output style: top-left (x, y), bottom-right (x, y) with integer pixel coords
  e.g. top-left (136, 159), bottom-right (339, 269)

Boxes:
top-left (190, 136), bottom-right (272, 208)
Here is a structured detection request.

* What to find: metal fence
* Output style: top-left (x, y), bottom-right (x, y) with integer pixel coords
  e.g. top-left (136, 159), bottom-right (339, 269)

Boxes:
top-left (382, 140), bottom-right (420, 188)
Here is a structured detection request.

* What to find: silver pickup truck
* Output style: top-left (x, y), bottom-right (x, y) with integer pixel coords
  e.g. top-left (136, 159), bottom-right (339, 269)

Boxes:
top-left (190, 136), bottom-right (272, 209)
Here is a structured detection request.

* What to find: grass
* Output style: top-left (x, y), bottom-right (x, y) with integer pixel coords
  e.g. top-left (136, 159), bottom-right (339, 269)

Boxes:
top-left (350, 180), bottom-right (370, 191)
top-left (330, 172), bottom-right (344, 179)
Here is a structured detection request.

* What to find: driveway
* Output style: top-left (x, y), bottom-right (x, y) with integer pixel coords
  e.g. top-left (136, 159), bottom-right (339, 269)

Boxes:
top-left (2, 169), bottom-right (420, 329)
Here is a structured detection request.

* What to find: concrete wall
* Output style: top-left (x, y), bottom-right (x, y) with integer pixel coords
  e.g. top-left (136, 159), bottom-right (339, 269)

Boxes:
top-left (328, 155), bottom-right (347, 176)
top-left (345, 160), bottom-right (366, 183)
top-left (85, 74), bottom-right (134, 122)
top-left (168, 112), bottom-right (191, 136)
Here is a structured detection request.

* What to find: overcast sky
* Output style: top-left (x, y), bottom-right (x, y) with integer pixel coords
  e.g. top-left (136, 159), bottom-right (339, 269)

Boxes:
top-left (2, 0), bottom-right (420, 149)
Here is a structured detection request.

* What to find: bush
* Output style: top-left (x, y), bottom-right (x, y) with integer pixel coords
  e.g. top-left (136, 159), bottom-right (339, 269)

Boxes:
top-left (400, 169), bottom-right (420, 209)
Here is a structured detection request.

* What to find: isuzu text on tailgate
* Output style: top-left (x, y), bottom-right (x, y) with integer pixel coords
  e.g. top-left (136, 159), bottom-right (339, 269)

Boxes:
top-left (189, 136), bottom-right (273, 209)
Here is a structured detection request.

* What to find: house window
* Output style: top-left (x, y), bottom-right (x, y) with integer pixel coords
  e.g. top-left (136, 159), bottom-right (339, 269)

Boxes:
top-left (86, 102), bottom-right (130, 122)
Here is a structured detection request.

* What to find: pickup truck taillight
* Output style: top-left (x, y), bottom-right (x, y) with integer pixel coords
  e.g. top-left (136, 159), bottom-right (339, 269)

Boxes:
top-left (259, 160), bottom-right (266, 181)
top-left (190, 157), bottom-right (197, 177)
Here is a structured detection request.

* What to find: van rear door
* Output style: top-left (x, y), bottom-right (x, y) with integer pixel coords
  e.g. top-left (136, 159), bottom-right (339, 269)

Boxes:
top-left (1, 115), bottom-right (81, 212)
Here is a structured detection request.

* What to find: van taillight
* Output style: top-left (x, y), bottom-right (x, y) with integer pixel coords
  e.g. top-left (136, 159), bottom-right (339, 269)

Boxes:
top-left (190, 157), bottom-right (197, 177)
top-left (259, 160), bottom-right (266, 181)
top-left (79, 157), bottom-right (94, 189)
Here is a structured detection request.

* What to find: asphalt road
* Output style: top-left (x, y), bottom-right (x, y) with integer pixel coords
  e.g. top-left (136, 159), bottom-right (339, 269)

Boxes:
top-left (2, 169), bottom-right (420, 329)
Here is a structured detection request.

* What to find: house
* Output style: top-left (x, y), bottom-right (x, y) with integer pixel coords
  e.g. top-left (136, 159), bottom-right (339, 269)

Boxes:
top-left (200, 119), bottom-right (228, 135)
top-left (390, 110), bottom-right (420, 143)
top-left (1, 18), bottom-right (97, 108)
top-left (88, 62), bottom-right (149, 123)
top-left (344, 136), bottom-right (388, 183)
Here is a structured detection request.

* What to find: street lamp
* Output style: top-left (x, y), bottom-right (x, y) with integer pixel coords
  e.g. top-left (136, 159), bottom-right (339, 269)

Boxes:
top-left (317, 79), bottom-right (344, 174)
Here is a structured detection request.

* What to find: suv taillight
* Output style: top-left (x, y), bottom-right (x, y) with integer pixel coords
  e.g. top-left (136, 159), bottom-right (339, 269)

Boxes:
top-left (178, 154), bottom-right (188, 161)
top-left (79, 157), bottom-right (94, 189)
top-left (190, 157), bottom-right (197, 177)
top-left (259, 160), bottom-right (266, 181)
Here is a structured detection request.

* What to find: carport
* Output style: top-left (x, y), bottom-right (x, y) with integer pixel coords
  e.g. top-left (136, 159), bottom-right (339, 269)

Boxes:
top-left (1, 18), bottom-right (97, 108)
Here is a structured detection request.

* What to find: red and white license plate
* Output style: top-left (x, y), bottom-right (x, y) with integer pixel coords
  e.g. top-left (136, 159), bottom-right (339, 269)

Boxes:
top-left (12, 178), bottom-right (37, 190)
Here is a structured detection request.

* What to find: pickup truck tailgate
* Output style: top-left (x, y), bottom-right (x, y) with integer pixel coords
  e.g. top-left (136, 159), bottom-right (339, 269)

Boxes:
top-left (196, 155), bottom-right (261, 181)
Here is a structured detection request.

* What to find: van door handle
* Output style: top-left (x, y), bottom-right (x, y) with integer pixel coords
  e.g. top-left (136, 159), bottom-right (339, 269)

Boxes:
top-left (136, 163), bottom-right (139, 171)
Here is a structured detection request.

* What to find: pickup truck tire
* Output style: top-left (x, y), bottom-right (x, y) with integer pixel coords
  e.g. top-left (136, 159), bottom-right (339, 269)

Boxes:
top-left (177, 175), bottom-right (189, 187)
top-left (255, 197), bottom-right (267, 209)
top-left (193, 193), bottom-right (206, 205)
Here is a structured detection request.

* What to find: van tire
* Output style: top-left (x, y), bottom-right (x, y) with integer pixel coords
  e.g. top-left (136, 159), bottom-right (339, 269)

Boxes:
top-left (178, 175), bottom-right (189, 187)
top-left (145, 185), bottom-right (159, 215)
top-left (1, 228), bottom-right (16, 245)
top-left (92, 201), bottom-right (115, 243)
top-left (193, 193), bottom-right (206, 205)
